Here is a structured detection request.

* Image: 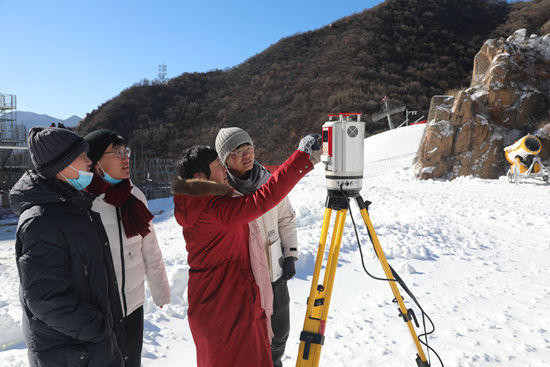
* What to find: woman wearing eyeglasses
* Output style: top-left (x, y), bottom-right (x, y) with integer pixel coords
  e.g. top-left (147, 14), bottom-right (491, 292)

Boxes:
top-left (84, 129), bottom-right (171, 367)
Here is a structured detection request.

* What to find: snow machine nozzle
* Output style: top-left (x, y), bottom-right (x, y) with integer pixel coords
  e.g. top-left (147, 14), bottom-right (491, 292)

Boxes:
top-left (504, 134), bottom-right (549, 184)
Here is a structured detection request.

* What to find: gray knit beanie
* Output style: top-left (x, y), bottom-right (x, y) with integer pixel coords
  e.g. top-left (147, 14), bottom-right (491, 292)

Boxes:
top-left (215, 127), bottom-right (253, 164)
top-left (28, 127), bottom-right (88, 177)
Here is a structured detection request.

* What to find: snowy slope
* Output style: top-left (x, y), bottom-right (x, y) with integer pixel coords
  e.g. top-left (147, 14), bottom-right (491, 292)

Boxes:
top-left (1, 124), bottom-right (550, 367)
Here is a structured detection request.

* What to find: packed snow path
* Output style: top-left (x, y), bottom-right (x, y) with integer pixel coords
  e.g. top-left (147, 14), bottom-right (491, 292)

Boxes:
top-left (1, 124), bottom-right (549, 366)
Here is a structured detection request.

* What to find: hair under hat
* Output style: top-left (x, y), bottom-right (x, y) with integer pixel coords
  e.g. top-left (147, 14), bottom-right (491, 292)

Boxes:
top-left (215, 127), bottom-right (253, 164)
top-left (28, 127), bottom-right (88, 178)
top-left (84, 129), bottom-right (125, 167)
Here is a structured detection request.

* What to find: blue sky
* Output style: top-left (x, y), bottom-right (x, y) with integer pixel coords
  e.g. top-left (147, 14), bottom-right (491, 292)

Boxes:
top-left (0, 0), bottom-right (382, 119)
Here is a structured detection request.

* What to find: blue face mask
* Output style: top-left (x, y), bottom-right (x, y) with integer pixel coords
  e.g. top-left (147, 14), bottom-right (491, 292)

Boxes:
top-left (103, 172), bottom-right (122, 185)
top-left (98, 162), bottom-right (122, 184)
top-left (62, 166), bottom-right (94, 191)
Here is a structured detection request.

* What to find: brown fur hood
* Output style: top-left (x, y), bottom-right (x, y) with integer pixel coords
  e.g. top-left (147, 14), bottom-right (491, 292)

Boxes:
top-left (171, 177), bottom-right (233, 197)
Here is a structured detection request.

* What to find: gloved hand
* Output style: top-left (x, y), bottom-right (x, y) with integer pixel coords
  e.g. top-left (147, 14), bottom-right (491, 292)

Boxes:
top-left (282, 257), bottom-right (296, 280)
top-left (298, 134), bottom-right (321, 165)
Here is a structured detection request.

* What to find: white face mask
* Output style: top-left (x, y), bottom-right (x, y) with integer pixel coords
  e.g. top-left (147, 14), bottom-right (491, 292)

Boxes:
top-left (61, 166), bottom-right (94, 190)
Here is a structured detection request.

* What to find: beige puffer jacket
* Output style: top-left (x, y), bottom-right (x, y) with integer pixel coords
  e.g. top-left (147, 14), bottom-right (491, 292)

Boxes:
top-left (92, 186), bottom-right (171, 317)
top-left (254, 196), bottom-right (298, 282)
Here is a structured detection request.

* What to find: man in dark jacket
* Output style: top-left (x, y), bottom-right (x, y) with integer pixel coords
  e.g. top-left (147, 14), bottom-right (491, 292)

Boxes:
top-left (9, 127), bottom-right (128, 367)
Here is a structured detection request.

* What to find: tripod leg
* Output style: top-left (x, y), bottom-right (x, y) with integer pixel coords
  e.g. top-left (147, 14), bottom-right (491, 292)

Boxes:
top-left (297, 209), bottom-right (347, 367)
top-left (319, 210), bottom-right (347, 322)
top-left (296, 207), bottom-right (332, 366)
top-left (356, 199), bottom-right (429, 365)
top-left (305, 208), bottom-right (333, 321)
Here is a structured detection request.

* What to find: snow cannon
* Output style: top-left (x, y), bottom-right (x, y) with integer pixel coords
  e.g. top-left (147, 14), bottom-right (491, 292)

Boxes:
top-left (504, 135), bottom-right (541, 165)
top-left (321, 113), bottom-right (364, 194)
top-left (504, 134), bottom-right (549, 183)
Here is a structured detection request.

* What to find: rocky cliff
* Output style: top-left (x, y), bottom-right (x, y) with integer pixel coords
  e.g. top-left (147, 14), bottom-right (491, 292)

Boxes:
top-left (415, 29), bottom-right (550, 180)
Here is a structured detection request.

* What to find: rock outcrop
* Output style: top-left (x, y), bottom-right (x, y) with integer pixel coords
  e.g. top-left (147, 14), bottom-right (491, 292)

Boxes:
top-left (415, 29), bottom-right (550, 180)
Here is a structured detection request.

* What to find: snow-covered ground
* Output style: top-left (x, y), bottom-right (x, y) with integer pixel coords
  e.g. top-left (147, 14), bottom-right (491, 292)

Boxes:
top-left (1, 123), bottom-right (550, 366)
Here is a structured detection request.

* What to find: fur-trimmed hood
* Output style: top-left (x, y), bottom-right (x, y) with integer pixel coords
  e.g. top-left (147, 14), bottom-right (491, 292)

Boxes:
top-left (172, 177), bottom-right (234, 228)
top-left (171, 177), bottom-right (234, 197)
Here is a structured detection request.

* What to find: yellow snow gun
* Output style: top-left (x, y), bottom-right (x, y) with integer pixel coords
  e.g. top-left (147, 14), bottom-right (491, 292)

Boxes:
top-left (504, 135), bottom-right (549, 183)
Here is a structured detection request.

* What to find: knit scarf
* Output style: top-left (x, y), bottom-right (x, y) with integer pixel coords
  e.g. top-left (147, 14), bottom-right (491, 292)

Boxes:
top-left (86, 173), bottom-right (154, 238)
top-left (227, 160), bottom-right (271, 194)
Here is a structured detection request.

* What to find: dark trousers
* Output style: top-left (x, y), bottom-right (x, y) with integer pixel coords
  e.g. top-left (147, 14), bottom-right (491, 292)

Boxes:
top-left (123, 306), bottom-right (144, 367)
top-left (271, 278), bottom-right (290, 367)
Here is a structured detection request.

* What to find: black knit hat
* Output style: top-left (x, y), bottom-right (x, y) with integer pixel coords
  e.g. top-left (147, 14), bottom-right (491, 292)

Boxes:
top-left (28, 127), bottom-right (88, 177)
top-left (84, 129), bottom-right (125, 167)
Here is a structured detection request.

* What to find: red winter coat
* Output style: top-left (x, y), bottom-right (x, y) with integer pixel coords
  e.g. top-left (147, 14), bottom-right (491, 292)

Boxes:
top-left (173, 151), bottom-right (312, 367)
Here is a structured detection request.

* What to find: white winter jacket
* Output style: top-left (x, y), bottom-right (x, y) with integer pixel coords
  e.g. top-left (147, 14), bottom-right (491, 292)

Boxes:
top-left (254, 196), bottom-right (299, 282)
top-left (92, 186), bottom-right (171, 317)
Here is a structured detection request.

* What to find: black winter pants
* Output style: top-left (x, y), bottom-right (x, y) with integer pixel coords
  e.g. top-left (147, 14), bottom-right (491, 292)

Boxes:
top-left (271, 278), bottom-right (290, 367)
top-left (123, 306), bottom-right (144, 367)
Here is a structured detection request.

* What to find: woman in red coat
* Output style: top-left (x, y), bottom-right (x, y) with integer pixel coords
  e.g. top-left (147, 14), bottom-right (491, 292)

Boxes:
top-left (173, 136), bottom-right (319, 367)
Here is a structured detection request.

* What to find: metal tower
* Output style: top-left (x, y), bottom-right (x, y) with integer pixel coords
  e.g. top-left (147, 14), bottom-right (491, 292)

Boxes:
top-left (0, 93), bottom-right (29, 206)
top-left (158, 64), bottom-right (167, 83)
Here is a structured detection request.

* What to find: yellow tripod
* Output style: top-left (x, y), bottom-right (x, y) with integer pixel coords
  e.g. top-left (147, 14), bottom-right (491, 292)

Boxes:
top-left (296, 191), bottom-right (430, 367)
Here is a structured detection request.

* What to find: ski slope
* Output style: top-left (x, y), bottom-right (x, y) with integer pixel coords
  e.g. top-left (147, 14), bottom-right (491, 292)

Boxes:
top-left (1, 124), bottom-right (550, 366)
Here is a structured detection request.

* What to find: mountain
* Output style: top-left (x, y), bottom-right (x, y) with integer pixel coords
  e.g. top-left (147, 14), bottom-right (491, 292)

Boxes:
top-left (17, 111), bottom-right (82, 130)
top-left (76, 0), bottom-right (550, 166)
top-left (62, 115), bottom-right (83, 127)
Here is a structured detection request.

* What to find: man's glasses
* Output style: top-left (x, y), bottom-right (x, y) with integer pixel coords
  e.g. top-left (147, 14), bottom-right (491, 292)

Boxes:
top-left (104, 147), bottom-right (131, 159)
top-left (229, 145), bottom-right (255, 158)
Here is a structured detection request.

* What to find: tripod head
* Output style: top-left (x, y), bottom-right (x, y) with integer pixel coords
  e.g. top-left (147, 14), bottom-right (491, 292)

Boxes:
top-left (321, 113), bottom-right (364, 195)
